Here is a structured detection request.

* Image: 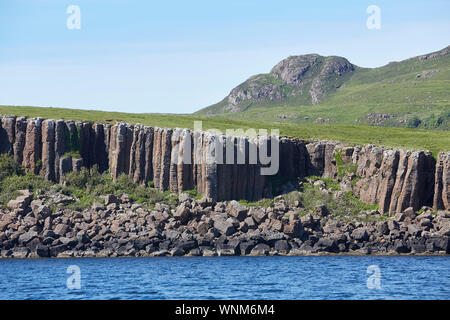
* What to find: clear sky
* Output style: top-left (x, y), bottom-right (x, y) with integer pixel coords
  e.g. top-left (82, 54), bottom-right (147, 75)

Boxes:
top-left (0, 0), bottom-right (449, 114)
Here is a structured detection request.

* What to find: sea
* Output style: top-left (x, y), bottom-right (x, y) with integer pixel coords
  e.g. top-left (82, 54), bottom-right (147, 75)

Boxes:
top-left (0, 256), bottom-right (448, 300)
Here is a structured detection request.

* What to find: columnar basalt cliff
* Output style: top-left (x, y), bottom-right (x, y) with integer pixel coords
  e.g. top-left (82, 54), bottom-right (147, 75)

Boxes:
top-left (0, 115), bottom-right (449, 213)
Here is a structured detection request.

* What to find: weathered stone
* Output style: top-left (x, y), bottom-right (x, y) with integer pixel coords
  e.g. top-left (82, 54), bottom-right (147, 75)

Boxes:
top-left (13, 117), bottom-right (27, 164)
top-left (7, 190), bottom-right (33, 211)
top-left (22, 118), bottom-right (42, 174)
top-left (283, 221), bottom-right (303, 238)
top-left (250, 207), bottom-right (267, 224)
top-left (40, 119), bottom-right (56, 181)
top-left (213, 219), bottom-right (236, 236)
top-left (227, 200), bottom-right (248, 221)
top-left (250, 243), bottom-right (270, 256)
top-left (174, 204), bottom-right (191, 224)
top-left (433, 152), bottom-right (450, 211)
top-left (351, 228), bottom-right (369, 242)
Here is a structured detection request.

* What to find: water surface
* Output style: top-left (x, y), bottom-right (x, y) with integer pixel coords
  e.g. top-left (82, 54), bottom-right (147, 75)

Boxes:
top-left (0, 256), bottom-right (448, 300)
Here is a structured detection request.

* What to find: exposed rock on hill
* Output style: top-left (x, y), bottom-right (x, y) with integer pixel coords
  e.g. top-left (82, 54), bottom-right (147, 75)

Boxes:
top-left (207, 54), bottom-right (355, 114)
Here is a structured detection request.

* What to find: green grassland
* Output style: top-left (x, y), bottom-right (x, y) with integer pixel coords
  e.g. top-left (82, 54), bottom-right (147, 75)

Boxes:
top-left (1, 105), bottom-right (448, 155)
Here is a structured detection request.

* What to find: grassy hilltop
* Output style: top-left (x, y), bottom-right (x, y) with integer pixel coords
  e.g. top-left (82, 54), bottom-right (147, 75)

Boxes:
top-left (1, 105), bottom-right (448, 156)
top-left (196, 46), bottom-right (450, 131)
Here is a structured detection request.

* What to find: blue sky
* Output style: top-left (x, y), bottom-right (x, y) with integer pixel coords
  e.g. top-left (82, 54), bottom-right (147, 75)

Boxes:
top-left (0, 0), bottom-right (449, 114)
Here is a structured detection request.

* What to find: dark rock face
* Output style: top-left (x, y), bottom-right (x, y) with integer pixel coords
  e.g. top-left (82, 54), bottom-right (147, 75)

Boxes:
top-left (1, 191), bottom-right (448, 258)
top-left (0, 114), bottom-right (448, 213)
top-left (433, 152), bottom-right (450, 211)
top-left (0, 115), bottom-right (16, 155)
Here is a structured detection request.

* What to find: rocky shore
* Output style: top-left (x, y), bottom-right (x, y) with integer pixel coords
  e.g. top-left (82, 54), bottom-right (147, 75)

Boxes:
top-left (1, 189), bottom-right (449, 258)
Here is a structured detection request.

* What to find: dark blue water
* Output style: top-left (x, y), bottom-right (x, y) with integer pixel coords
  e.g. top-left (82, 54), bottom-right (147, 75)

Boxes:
top-left (0, 256), bottom-right (448, 300)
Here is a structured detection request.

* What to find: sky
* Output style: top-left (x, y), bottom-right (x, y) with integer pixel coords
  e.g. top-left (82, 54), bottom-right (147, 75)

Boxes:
top-left (0, 0), bottom-right (449, 114)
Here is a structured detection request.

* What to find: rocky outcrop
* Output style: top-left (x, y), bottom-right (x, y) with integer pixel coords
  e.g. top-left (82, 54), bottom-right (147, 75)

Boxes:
top-left (434, 152), bottom-right (450, 210)
top-left (0, 115), bottom-right (16, 156)
top-left (0, 114), bottom-right (449, 213)
top-left (22, 118), bottom-right (42, 174)
top-left (1, 191), bottom-right (448, 258)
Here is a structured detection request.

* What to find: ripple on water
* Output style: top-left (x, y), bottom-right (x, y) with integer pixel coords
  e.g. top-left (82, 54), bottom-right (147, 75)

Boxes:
top-left (0, 256), bottom-right (449, 299)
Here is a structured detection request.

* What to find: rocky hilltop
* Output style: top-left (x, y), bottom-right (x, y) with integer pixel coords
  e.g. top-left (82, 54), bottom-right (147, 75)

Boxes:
top-left (195, 46), bottom-right (450, 130)
top-left (202, 54), bottom-right (356, 114)
top-left (0, 115), bottom-right (449, 213)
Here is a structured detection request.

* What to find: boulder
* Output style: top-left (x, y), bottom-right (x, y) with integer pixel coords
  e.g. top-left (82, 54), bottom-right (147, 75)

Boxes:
top-left (54, 223), bottom-right (68, 236)
top-left (213, 219), bottom-right (236, 236)
top-left (250, 207), bottom-right (267, 224)
top-left (283, 221), bottom-right (303, 238)
top-left (227, 201), bottom-right (248, 221)
top-left (173, 204), bottom-right (191, 224)
top-left (250, 243), bottom-right (270, 256)
top-left (7, 190), bottom-right (33, 211)
top-left (274, 240), bottom-right (291, 253)
top-left (240, 241), bottom-right (257, 255)
top-left (351, 228), bottom-right (369, 242)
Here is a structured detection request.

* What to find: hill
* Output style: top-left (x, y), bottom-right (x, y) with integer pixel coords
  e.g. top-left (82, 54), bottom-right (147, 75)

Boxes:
top-left (195, 46), bottom-right (450, 130)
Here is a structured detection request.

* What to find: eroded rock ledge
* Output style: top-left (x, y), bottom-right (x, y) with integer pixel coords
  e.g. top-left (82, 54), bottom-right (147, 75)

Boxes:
top-left (1, 189), bottom-right (449, 258)
top-left (0, 115), bottom-right (448, 214)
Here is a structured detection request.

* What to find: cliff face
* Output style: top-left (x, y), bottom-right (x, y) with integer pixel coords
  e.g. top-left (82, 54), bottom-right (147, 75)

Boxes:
top-left (0, 115), bottom-right (448, 213)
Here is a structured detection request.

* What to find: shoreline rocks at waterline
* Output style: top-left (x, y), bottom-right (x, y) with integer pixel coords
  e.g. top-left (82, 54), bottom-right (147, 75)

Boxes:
top-left (1, 190), bottom-right (449, 258)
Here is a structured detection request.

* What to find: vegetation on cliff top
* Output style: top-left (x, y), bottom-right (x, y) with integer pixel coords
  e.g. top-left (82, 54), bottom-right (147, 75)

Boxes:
top-left (1, 105), bottom-right (448, 155)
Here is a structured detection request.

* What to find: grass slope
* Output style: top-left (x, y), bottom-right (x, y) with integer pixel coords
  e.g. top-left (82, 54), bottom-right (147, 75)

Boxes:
top-left (196, 46), bottom-right (450, 130)
top-left (1, 105), bottom-right (448, 155)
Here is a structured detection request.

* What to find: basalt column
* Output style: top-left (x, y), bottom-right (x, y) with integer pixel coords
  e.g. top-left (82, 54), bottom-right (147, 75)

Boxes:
top-left (152, 128), bottom-right (162, 189)
top-left (94, 123), bottom-right (109, 173)
top-left (143, 126), bottom-right (154, 184)
top-left (169, 128), bottom-right (181, 193)
top-left (129, 124), bottom-right (147, 184)
top-left (202, 133), bottom-right (218, 200)
top-left (253, 137), bottom-right (266, 201)
top-left (0, 115), bottom-right (16, 156)
top-left (396, 151), bottom-right (427, 212)
top-left (177, 129), bottom-right (194, 193)
top-left (433, 152), bottom-right (450, 210)
top-left (159, 128), bottom-right (172, 191)
top-left (22, 118), bottom-right (42, 174)
top-left (192, 131), bottom-right (203, 194)
top-left (376, 150), bottom-right (400, 214)
top-left (110, 123), bottom-right (131, 180)
top-left (13, 117), bottom-right (27, 164)
top-left (41, 119), bottom-right (56, 181)
top-left (306, 142), bottom-right (325, 176)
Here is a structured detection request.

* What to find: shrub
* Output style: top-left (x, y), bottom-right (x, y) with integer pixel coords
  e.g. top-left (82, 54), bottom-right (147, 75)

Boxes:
top-left (334, 150), bottom-right (358, 178)
top-left (0, 154), bottom-right (24, 182)
top-left (299, 182), bottom-right (379, 222)
top-left (282, 191), bottom-right (302, 206)
top-left (61, 169), bottom-right (169, 209)
top-left (406, 116), bottom-right (421, 128)
top-left (0, 172), bottom-right (52, 206)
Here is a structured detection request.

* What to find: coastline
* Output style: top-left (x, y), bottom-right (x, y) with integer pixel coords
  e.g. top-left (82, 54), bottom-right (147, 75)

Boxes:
top-left (2, 189), bottom-right (449, 259)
